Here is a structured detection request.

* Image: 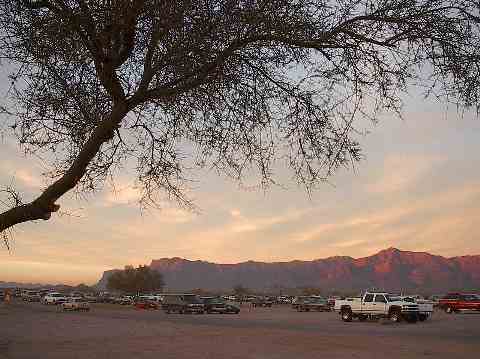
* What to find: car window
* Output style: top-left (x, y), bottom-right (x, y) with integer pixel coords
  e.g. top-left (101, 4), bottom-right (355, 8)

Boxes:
top-left (364, 294), bottom-right (374, 302)
top-left (374, 295), bottom-right (387, 303)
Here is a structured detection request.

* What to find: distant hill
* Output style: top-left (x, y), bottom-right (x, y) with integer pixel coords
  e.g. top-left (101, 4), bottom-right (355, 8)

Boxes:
top-left (96, 248), bottom-right (480, 293)
top-left (0, 281), bottom-right (46, 289)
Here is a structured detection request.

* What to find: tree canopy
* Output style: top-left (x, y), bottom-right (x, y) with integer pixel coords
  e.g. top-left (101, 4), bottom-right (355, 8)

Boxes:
top-left (1, 0), bottom-right (479, 235)
top-left (107, 265), bottom-right (164, 293)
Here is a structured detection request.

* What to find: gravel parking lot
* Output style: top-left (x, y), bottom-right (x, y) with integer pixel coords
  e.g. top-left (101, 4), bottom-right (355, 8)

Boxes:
top-left (1, 301), bottom-right (479, 359)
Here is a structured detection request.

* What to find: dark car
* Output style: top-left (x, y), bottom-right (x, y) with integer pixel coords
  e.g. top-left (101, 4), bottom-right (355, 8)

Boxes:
top-left (162, 294), bottom-right (205, 314)
top-left (296, 296), bottom-right (331, 312)
top-left (202, 297), bottom-right (240, 314)
top-left (251, 297), bottom-right (273, 308)
top-left (292, 296), bottom-right (309, 309)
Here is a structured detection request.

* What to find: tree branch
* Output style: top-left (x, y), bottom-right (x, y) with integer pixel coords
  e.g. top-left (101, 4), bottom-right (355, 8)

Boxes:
top-left (0, 101), bottom-right (128, 233)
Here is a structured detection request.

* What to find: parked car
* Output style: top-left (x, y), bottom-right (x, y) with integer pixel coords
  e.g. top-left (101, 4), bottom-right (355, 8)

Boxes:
top-left (327, 296), bottom-right (342, 308)
top-left (98, 294), bottom-right (116, 303)
top-left (113, 296), bottom-right (134, 305)
top-left (61, 297), bottom-right (90, 311)
top-left (335, 292), bottom-right (419, 323)
top-left (42, 292), bottom-right (68, 305)
top-left (202, 297), bottom-right (240, 314)
top-left (276, 296), bottom-right (292, 304)
top-left (137, 295), bottom-right (163, 303)
top-left (22, 290), bottom-right (41, 302)
top-left (221, 295), bottom-right (237, 302)
top-left (162, 294), bottom-right (205, 314)
top-left (83, 294), bottom-right (99, 303)
top-left (296, 296), bottom-right (331, 312)
top-left (439, 293), bottom-right (480, 313)
top-left (251, 297), bottom-right (273, 308)
top-left (292, 296), bottom-right (309, 309)
top-left (134, 299), bottom-right (159, 310)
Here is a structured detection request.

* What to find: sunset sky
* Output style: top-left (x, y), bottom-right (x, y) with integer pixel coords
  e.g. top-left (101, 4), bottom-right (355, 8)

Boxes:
top-left (1, 84), bottom-right (480, 285)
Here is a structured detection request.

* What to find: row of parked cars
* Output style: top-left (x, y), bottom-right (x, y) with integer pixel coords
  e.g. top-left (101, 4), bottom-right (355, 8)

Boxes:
top-left (12, 288), bottom-right (480, 320)
top-left (18, 290), bottom-right (91, 311)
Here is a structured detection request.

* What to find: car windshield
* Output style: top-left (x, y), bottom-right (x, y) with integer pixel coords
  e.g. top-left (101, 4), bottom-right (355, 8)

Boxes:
top-left (384, 295), bottom-right (399, 302)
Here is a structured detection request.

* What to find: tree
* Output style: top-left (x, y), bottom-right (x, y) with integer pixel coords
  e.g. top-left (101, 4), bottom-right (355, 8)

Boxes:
top-left (301, 287), bottom-right (323, 296)
top-left (233, 284), bottom-right (249, 296)
top-left (1, 1), bottom-right (480, 235)
top-left (107, 265), bottom-right (164, 294)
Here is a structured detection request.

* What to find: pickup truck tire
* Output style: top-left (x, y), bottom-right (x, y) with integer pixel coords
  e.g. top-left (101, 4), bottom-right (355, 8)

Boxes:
top-left (418, 314), bottom-right (427, 321)
top-left (341, 308), bottom-right (352, 322)
top-left (389, 310), bottom-right (401, 323)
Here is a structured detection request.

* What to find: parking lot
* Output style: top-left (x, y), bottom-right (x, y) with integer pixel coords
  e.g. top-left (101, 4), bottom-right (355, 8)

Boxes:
top-left (1, 301), bottom-right (479, 359)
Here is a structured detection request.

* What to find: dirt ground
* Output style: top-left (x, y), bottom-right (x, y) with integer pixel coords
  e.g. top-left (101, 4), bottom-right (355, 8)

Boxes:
top-left (1, 301), bottom-right (479, 359)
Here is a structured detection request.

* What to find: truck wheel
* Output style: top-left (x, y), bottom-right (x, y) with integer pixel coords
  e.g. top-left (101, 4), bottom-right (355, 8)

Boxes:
top-left (389, 310), bottom-right (401, 323)
top-left (445, 306), bottom-right (454, 314)
top-left (418, 314), bottom-right (427, 322)
top-left (341, 309), bottom-right (352, 322)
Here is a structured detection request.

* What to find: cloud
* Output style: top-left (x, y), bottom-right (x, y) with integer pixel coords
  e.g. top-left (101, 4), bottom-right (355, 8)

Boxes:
top-left (289, 182), bottom-right (480, 250)
top-left (0, 160), bottom-right (44, 190)
top-left (228, 208), bottom-right (309, 234)
top-left (103, 185), bottom-right (141, 205)
top-left (366, 154), bottom-right (444, 194)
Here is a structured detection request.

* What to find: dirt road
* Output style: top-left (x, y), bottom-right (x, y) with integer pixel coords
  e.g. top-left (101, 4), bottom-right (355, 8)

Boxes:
top-left (1, 301), bottom-right (479, 359)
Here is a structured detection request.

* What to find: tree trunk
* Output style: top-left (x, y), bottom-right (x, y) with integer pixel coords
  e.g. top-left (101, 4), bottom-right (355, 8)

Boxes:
top-left (0, 101), bottom-right (128, 233)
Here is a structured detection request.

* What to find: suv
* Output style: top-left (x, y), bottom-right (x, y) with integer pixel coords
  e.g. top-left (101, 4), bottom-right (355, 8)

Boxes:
top-left (162, 294), bottom-right (205, 314)
top-left (42, 292), bottom-right (68, 305)
top-left (439, 293), bottom-right (480, 313)
top-left (335, 292), bottom-right (419, 323)
top-left (202, 297), bottom-right (240, 314)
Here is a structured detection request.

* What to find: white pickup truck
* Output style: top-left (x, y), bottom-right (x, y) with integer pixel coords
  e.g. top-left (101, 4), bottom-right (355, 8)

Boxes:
top-left (334, 292), bottom-right (420, 323)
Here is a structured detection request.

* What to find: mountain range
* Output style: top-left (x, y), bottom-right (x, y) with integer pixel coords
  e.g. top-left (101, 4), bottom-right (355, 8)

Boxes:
top-left (96, 248), bottom-right (480, 293)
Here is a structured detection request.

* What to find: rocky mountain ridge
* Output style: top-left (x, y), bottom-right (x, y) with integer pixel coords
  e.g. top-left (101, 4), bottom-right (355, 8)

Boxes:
top-left (96, 248), bottom-right (480, 293)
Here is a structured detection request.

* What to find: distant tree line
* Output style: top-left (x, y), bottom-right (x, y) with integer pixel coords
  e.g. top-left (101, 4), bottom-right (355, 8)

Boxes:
top-left (107, 265), bottom-right (164, 294)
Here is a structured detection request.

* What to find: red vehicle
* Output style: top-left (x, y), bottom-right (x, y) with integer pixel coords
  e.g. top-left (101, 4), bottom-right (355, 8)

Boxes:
top-left (439, 293), bottom-right (480, 313)
top-left (134, 300), bottom-right (159, 310)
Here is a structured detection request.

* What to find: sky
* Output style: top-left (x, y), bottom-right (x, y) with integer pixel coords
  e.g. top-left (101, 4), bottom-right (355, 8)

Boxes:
top-left (1, 83), bottom-right (480, 285)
